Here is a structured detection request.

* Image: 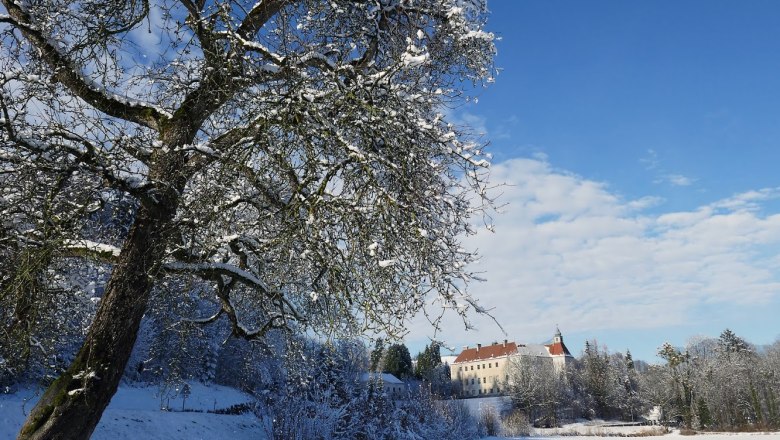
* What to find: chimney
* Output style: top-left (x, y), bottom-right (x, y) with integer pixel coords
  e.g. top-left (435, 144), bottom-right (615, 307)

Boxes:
top-left (463, 345), bottom-right (468, 351)
top-left (476, 343), bottom-right (481, 352)
top-left (503, 339), bottom-right (507, 347)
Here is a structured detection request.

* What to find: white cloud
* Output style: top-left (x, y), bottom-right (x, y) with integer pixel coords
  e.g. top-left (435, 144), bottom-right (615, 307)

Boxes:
top-left (664, 174), bottom-right (695, 187)
top-left (408, 157), bottom-right (780, 348)
top-left (641, 149), bottom-right (697, 187)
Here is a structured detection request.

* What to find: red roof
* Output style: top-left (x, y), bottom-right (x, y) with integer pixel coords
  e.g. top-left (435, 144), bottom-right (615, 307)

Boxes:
top-left (454, 342), bottom-right (518, 363)
top-left (545, 340), bottom-right (572, 356)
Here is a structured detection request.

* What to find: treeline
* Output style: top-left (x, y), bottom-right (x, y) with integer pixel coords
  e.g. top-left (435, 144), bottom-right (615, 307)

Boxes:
top-left (654, 330), bottom-right (780, 430)
top-left (504, 330), bottom-right (780, 431)
top-left (367, 339), bottom-right (453, 395)
top-left (504, 340), bottom-right (643, 427)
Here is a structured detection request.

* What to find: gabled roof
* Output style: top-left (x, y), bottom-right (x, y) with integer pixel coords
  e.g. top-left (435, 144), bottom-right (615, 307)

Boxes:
top-left (517, 343), bottom-right (554, 358)
top-left (453, 342), bottom-right (518, 363)
top-left (360, 372), bottom-right (404, 384)
top-left (546, 340), bottom-right (572, 357)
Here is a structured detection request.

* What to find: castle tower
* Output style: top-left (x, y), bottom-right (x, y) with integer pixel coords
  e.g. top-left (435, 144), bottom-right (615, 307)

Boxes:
top-left (547, 326), bottom-right (573, 372)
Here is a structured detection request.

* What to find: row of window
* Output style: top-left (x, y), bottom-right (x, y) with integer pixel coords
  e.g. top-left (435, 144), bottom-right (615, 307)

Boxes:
top-left (466, 388), bottom-right (500, 396)
top-left (458, 361), bottom-right (500, 372)
top-left (463, 375), bottom-right (509, 386)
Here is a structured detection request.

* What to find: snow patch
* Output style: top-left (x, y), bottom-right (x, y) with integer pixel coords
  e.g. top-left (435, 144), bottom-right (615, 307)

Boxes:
top-left (378, 259), bottom-right (396, 268)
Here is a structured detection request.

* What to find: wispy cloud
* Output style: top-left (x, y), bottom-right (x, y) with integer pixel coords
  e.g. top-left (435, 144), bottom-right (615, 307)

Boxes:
top-left (642, 149), bottom-right (697, 187)
top-left (448, 112), bottom-right (488, 136)
top-left (409, 157), bottom-right (780, 348)
top-left (640, 149), bottom-right (660, 170)
top-left (663, 174), bottom-right (696, 187)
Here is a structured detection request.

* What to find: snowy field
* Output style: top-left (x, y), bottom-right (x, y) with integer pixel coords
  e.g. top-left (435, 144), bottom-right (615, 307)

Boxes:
top-left (532, 433), bottom-right (780, 440)
top-left (486, 422), bottom-right (780, 439)
top-left (0, 383), bottom-right (265, 439)
top-left (3, 387), bottom-right (780, 439)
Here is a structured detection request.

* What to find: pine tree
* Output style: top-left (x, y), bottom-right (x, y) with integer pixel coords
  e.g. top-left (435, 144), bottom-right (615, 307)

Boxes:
top-left (415, 342), bottom-right (441, 381)
top-left (370, 339), bottom-right (385, 373)
top-left (383, 343), bottom-right (413, 379)
top-left (697, 397), bottom-right (712, 428)
top-left (625, 350), bottom-right (635, 370)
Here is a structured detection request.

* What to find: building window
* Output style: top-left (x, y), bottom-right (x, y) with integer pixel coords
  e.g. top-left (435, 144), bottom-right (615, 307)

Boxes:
top-left (477, 364), bottom-right (480, 370)
top-left (483, 377), bottom-right (486, 383)
top-left (488, 362), bottom-right (492, 368)
top-left (470, 366), bottom-right (473, 371)
top-left (458, 366), bottom-right (462, 371)
top-left (471, 378), bottom-right (474, 385)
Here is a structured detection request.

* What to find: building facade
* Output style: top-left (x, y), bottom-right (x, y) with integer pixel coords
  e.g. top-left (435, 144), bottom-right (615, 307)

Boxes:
top-left (360, 372), bottom-right (407, 398)
top-left (451, 329), bottom-right (574, 397)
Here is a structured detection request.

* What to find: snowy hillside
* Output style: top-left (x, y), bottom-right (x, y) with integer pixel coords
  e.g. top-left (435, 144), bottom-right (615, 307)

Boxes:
top-left (0, 383), bottom-right (265, 439)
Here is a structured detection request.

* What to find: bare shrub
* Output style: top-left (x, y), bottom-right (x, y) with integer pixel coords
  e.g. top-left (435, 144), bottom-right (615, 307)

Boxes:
top-left (479, 405), bottom-right (500, 437)
top-left (633, 426), bottom-right (669, 437)
top-left (502, 409), bottom-right (531, 437)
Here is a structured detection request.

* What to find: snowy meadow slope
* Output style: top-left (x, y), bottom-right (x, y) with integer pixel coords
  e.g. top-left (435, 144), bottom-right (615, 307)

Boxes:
top-left (0, 383), bottom-right (264, 440)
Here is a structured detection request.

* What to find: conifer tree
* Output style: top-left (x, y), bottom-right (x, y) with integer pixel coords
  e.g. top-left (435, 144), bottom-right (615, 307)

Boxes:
top-left (383, 343), bottom-right (413, 379)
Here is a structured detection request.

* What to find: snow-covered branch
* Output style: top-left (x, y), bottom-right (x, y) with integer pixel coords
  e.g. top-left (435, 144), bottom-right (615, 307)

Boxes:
top-left (163, 261), bottom-right (271, 292)
top-left (62, 240), bottom-right (122, 263)
top-left (0, 1), bottom-right (170, 131)
top-left (237, 0), bottom-right (291, 39)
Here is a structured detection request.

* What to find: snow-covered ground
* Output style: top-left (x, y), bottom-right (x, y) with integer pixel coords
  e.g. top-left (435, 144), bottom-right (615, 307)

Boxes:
top-left (4, 387), bottom-right (780, 440)
top-left (0, 383), bottom-right (265, 439)
top-left (486, 421), bottom-right (780, 439)
top-left (532, 421), bottom-right (667, 437)
top-left (458, 395), bottom-right (513, 417)
top-left (487, 435), bottom-right (780, 440)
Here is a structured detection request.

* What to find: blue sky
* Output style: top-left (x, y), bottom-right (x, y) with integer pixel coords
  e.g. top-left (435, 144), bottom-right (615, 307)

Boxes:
top-left (409, 0), bottom-right (780, 362)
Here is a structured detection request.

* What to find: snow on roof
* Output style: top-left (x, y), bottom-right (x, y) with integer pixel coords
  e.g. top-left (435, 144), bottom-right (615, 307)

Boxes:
top-left (453, 341), bottom-right (518, 363)
top-left (516, 343), bottom-right (555, 358)
top-left (360, 373), bottom-right (404, 384)
top-left (441, 355), bottom-right (458, 365)
top-left (454, 335), bottom-right (573, 363)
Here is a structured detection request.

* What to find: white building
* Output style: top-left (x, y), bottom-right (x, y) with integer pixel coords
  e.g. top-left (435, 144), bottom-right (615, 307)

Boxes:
top-left (450, 329), bottom-right (574, 397)
top-left (359, 372), bottom-right (407, 398)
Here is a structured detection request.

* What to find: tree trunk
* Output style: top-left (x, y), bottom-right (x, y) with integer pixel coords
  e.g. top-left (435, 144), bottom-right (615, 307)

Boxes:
top-left (17, 201), bottom-right (176, 439)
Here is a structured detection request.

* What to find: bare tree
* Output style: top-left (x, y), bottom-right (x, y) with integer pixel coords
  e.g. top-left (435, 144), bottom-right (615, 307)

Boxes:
top-left (0, 0), bottom-right (496, 438)
top-left (505, 355), bottom-right (567, 426)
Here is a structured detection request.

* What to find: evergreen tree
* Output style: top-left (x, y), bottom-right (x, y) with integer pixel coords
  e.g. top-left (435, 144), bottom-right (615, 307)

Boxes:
top-left (626, 350), bottom-right (635, 370)
top-left (383, 343), bottom-right (413, 379)
top-left (718, 329), bottom-right (752, 355)
top-left (415, 342), bottom-right (442, 381)
top-left (697, 397), bottom-right (712, 428)
top-left (369, 339), bottom-right (385, 373)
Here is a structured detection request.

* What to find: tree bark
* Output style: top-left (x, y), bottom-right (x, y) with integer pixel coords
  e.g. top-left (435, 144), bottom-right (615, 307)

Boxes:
top-left (17, 200), bottom-right (176, 439)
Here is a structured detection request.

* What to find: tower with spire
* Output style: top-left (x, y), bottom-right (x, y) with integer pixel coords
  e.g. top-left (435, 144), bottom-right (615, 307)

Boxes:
top-left (545, 326), bottom-right (574, 371)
